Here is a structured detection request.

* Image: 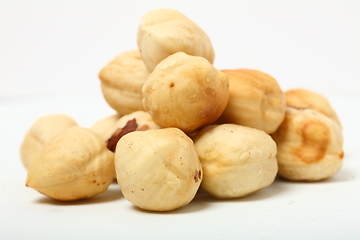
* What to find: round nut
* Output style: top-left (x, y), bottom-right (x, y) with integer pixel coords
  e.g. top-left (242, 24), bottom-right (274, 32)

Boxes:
top-left (217, 69), bottom-right (286, 134)
top-left (26, 126), bottom-right (115, 201)
top-left (115, 128), bottom-right (202, 211)
top-left (142, 52), bottom-right (229, 134)
top-left (193, 124), bottom-right (278, 199)
top-left (20, 114), bottom-right (77, 169)
top-left (137, 8), bottom-right (215, 72)
top-left (285, 88), bottom-right (341, 127)
top-left (271, 106), bottom-right (344, 181)
top-left (99, 50), bottom-right (149, 115)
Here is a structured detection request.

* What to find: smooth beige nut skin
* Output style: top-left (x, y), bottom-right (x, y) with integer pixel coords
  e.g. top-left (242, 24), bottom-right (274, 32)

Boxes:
top-left (137, 8), bottom-right (215, 72)
top-left (20, 114), bottom-right (77, 169)
top-left (91, 111), bottom-right (161, 142)
top-left (99, 50), bottom-right (150, 115)
top-left (142, 52), bottom-right (229, 134)
top-left (271, 106), bottom-right (344, 181)
top-left (217, 69), bottom-right (286, 134)
top-left (90, 113), bottom-right (121, 141)
top-left (26, 126), bottom-right (115, 201)
top-left (115, 128), bottom-right (202, 211)
top-left (193, 124), bottom-right (278, 199)
top-left (285, 88), bottom-right (341, 126)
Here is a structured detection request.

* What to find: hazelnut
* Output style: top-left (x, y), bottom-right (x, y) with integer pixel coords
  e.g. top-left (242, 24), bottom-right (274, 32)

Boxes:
top-left (115, 128), bottom-right (202, 211)
top-left (91, 111), bottom-right (161, 143)
top-left (271, 106), bottom-right (344, 181)
top-left (193, 124), bottom-right (278, 199)
top-left (285, 88), bottom-right (341, 127)
top-left (20, 114), bottom-right (77, 169)
top-left (137, 8), bottom-right (215, 72)
top-left (26, 126), bottom-right (115, 201)
top-left (217, 69), bottom-right (286, 134)
top-left (142, 52), bottom-right (229, 134)
top-left (99, 50), bottom-right (150, 115)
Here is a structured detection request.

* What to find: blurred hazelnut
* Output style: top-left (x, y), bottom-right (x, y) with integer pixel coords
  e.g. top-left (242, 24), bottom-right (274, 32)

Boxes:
top-left (137, 8), bottom-right (215, 72)
top-left (271, 106), bottom-right (344, 181)
top-left (218, 69), bottom-right (286, 134)
top-left (99, 50), bottom-right (149, 115)
top-left (26, 126), bottom-right (115, 201)
top-left (285, 88), bottom-right (341, 126)
top-left (20, 114), bottom-right (77, 169)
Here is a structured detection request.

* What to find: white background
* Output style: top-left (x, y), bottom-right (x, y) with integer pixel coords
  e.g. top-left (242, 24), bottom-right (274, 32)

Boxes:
top-left (1, 0), bottom-right (359, 98)
top-left (1, 1), bottom-right (360, 240)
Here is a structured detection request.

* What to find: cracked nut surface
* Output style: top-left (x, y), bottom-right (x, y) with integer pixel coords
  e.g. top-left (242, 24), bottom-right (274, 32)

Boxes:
top-left (115, 128), bottom-right (202, 211)
top-left (137, 8), bottom-right (215, 72)
top-left (26, 126), bottom-right (115, 201)
top-left (271, 106), bottom-right (344, 181)
top-left (142, 52), bottom-right (229, 134)
top-left (20, 114), bottom-right (77, 169)
top-left (193, 124), bottom-right (278, 199)
top-left (217, 69), bottom-right (286, 134)
top-left (99, 50), bottom-right (149, 115)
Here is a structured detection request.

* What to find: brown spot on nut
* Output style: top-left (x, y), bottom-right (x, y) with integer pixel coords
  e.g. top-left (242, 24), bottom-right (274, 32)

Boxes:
top-left (293, 120), bottom-right (330, 163)
top-left (107, 119), bottom-right (138, 152)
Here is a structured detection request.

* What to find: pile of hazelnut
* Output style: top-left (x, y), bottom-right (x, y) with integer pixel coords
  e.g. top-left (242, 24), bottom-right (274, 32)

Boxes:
top-left (20, 9), bottom-right (344, 212)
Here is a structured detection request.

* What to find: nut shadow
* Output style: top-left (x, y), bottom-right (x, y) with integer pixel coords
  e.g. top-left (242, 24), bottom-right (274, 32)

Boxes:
top-left (129, 188), bottom-right (212, 215)
top-left (129, 179), bottom-right (286, 214)
top-left (275, 168), bottom-right (355, 184)
top-left (194, 178), bottom-right (287, 203)
top-left (34, 183), bottom-right (123, 205)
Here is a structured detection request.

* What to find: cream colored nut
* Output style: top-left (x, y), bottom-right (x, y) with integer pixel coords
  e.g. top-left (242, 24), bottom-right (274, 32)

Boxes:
top-left (91, 111), bottom-right (161, 142)
top-left (115, 128), bottom-right (202, 211)
top-left (271, 106), bottom-right (344, 181)
top-left (217, 69), bottom-right (286, 134)
top-left (142, 52), bottom-right (229, 134)
top-left (285, 88), bottom-right (341, 127)
top-left (99, 50), bottom-right (150, 115)
top-left (20, 114), bottom-right (77, 169)
top-left (137, 8), bottom-right (215, 72)
top-left (26, 126), bottom-right (115, 201)
top-left (90, 113), bottom-right (121, 141)
top-left (193, 124), bottom-right (278, 199)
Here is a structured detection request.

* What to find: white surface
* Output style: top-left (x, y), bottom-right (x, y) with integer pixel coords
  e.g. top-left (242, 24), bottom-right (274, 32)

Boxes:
top-left (1, 1), bottom-right (360, 239)
top-left (1, 92), bottom-right (360, 240)
top-left (0, 0), bottom-right (360, 98)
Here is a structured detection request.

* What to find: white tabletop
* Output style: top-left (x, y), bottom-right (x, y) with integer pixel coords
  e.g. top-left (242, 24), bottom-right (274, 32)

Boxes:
top-left (1, 92), bottom-right (360, 240)
top-left (1, 1), bottom-right (360, 239)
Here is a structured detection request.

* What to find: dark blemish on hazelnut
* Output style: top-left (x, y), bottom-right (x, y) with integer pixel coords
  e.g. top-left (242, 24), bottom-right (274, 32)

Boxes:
top-left (170, 83), bottom-right (174, 87)
top-left (194, 170), bottom-right (201, 183)
top-left (107, 118), bottom-right (138, 152)
top-left (142, 189), bottom-right (144, 191)
top-left (93, 180), bottom-right (97, 183)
